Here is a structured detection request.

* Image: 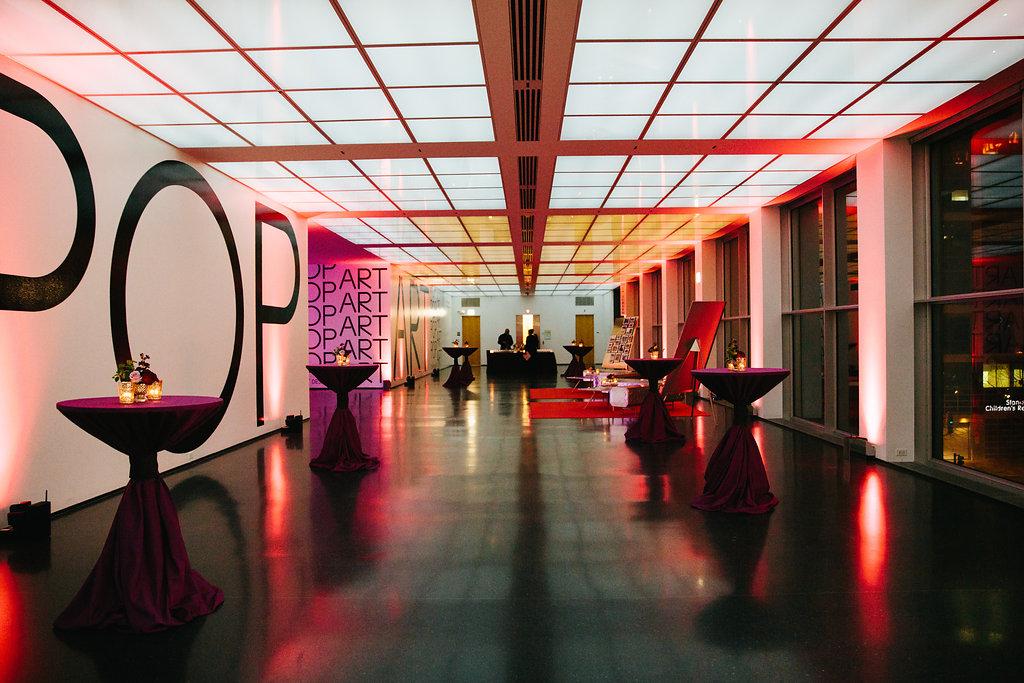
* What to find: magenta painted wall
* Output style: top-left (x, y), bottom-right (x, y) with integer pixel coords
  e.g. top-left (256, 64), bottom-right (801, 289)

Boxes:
top-left (307, 226), bottom-right (391, 388)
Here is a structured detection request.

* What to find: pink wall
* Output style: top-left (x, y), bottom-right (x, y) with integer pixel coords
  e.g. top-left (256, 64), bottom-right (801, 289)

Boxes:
top-left (307, 226), bottom-right (391, 388)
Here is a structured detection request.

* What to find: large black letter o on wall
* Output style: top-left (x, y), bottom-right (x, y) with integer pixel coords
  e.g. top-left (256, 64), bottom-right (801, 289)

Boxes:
top-left (0, 73), bottom-right (95, 311)
top-left (110, 160), bottom-right (244, 452)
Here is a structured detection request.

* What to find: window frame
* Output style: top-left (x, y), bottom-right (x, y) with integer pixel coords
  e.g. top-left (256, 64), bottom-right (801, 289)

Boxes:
top-left (717, 226), bottom-right (750, 367)
top-left (913, 92), bottom-right (1024, 486)
top-left (782, 171), bottom-right (859, 433)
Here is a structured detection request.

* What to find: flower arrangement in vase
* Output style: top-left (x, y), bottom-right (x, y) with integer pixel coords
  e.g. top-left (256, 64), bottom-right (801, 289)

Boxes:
top-left (647, 343), bottom-right (661, 360)
top-left (113, 353), bottom-right (160, 403)
top-left (725, 339), bottom-right (747, 371)
top-left (333, 345), bottom-right (350, 366)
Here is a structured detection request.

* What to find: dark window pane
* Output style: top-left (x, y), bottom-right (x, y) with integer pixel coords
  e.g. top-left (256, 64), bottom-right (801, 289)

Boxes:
top-left (836, 310), bottom-right (859, 433)
top-left (930, 104), bottom-right (1023, 296)
top-left (835, 184), bottom-right (858, 306)
top-left (723, 235), bottom-right (741, 316)
top-left (932, 296), bottom-right (1024, 484)
top-left (792, 200), bottom-right (824, 309)
top-left (792, 313), bottom-right (824, 423)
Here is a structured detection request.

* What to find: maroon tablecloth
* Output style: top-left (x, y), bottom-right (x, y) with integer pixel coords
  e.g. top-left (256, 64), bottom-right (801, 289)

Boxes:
top-left (690, 369), bottom-right (789, 514)
top-left (562, 345), bottom-right (593, 379)
top-left (458, 347), bottom-right (477, 386)
top-left (624, 358), bottom-right (685, 443)
top-left (306, 365), bottom-right (379, 472)
top-left (53, 396), bottom-right (225, 632)
top-left (442, 346), bottom-right (464, 389)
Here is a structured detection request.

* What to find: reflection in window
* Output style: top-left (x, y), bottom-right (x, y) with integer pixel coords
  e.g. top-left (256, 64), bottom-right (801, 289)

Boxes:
top-left (793, 199), bottom-right (824, 310)
top-left (931, 107), bottom-right (1022, 297)
top-left (929, 102), bottom-right (1023, 484)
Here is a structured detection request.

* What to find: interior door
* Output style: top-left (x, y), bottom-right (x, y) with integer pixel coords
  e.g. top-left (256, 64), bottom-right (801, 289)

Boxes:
top-left (461, 315), bottom-right (481, 365)
top-left (575, 314), bottom-right (595, 365)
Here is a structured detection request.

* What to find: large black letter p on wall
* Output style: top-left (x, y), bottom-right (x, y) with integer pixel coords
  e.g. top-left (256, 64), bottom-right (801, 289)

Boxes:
top-left (0, 73), bottom-right (95, 311)
top-left (110, 160), bottom-right (244, 452)
top-left (255, 203), bottom-right (300, 426)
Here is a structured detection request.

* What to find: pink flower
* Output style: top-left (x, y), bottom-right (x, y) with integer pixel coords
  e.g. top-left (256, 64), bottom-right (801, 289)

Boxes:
top-left (129, 370), bottom-right (142, 382)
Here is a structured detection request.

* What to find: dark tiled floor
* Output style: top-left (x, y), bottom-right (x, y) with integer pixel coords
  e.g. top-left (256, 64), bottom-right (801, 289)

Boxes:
top-left (4, 370), bottom-right (1024, 681)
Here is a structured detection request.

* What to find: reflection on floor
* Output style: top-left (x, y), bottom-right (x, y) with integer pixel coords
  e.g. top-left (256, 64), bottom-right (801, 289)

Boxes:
top-left (4, 369), bottom-right (1024, 681)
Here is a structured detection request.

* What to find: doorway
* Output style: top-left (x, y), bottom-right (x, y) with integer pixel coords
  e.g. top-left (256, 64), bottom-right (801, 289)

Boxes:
top-left (461, 315), bottom-right (481, 365)
top-left (575, 314), bottom-right (595, 366)
top-left (514, 313), bottom-right (541, 346)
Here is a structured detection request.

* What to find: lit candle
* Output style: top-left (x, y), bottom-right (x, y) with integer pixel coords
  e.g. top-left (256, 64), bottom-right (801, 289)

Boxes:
top-left (146, 380), bottom-right (163, 401)
top-left (118, 382), bottom-right (135, 405)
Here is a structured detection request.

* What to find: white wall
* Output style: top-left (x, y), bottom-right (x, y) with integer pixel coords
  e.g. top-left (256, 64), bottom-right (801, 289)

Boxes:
top-left (446, 292), bottom-right (616, 365)
top-left (0, 57), bottom-right (309, 511)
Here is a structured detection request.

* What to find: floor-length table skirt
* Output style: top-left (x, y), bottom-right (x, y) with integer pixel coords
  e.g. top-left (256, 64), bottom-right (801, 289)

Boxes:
top-left (55, 474), bottom-right (224, 632)
top-left (307, 365), bottom-right (380, 472)
top-left (53, 396), bottom-right (225, 632)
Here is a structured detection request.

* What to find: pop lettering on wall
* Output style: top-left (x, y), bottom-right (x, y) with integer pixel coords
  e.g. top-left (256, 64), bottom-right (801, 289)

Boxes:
top-left (308, 263), bottom-right (391, 388)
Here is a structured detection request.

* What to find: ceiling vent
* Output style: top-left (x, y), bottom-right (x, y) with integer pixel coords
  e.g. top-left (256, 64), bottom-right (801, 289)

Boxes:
top-left (510, 0), bottom-right (544, 141)
top-left (514, 88), bottom-right (541, 142)
top-left (517, 156), bottom-right (537, 210)
top-left (520, 215), bottom-right (534, 244)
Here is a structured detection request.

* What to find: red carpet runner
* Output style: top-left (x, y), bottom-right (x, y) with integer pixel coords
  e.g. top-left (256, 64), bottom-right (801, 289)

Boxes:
top-left (529, 400), bottom-right (705, 419)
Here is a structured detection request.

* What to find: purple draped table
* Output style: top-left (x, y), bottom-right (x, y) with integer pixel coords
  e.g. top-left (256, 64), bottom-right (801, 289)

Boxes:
top-left (691, 368), bottom-right (789, 514)
top-left (442, 346), bottom-right (464, 389)
top-left (53, 395), bottom-right (225, 633)
top-left (624, 358), bottom-right (685, 443)
top-left (307, 364), bottom-right (380, 472)
top-left (562, 345), bottom-right (593, 379)
top-left (458, 347), bottom-right (478, 386)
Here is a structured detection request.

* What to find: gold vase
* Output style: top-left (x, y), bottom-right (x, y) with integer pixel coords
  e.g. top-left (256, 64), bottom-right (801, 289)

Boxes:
top-left (133, 382), bottom-right (148, 403)
top-left (117, 381), bottom-right (135, 404)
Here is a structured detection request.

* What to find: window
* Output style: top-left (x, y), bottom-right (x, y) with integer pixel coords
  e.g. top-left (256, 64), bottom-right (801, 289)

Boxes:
top-left (651, 268), bottom-right (663, 349)
top-left (790, 200), bottom-right (825, 423)
top-left (785, 175), bottom-right (859, 432)
top-left (719, 227), bottom-right (750, 366)
top-left (835, 184), bottom-right (859, 433)
top-left (677, 253), bottom-right (695, 340)
top-left (927, 101), bottom-right (1023, 484)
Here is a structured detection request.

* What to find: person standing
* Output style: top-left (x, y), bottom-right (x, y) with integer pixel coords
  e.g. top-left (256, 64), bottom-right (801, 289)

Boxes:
top-left (524, 329), bottom-right (540, 356)
top-left (497, 328), bottom-right (513, 350)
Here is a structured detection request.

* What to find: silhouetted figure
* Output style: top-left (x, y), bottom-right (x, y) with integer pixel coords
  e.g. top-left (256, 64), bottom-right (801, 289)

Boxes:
top-left (524, 329), bottom-right (540, 355)
top-left (498, 328), bottom-right (514, 350)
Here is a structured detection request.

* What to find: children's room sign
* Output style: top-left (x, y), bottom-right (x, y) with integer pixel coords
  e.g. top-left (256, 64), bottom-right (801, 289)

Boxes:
top-left (308, 263), bottom-right (390, 388)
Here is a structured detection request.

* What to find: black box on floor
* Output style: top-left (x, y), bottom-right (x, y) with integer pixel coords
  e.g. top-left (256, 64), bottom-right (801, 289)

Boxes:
top-left (283, 414), bottom-right (304, 433)
top-left (3, 500), bottom-right (51, 542)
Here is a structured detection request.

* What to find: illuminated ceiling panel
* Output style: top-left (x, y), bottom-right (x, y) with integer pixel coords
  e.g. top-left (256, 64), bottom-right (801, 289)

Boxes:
top-left (339, 0), bottom-right (478, 44)
top-left (89, 94), bottom-right (211, 125)
top-left (2, 1), bottom-right (1018, 295)
top-left (196, 0), bottom-right (353, 47)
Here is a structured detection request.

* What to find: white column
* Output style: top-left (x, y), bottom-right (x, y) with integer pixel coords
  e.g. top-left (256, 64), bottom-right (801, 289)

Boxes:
top-left (749, 206), bottom-right (784, 418)
top-left (856, 137), bottom-right (915, 463)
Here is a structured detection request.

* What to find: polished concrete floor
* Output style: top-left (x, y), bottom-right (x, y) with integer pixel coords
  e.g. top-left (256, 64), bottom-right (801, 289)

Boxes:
top-left (4, 370), bottom-right (1024, 681)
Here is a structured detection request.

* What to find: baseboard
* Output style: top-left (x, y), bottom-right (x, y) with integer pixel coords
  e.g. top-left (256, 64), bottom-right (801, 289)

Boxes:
top-left (51, 426), bottom-right (296, 519)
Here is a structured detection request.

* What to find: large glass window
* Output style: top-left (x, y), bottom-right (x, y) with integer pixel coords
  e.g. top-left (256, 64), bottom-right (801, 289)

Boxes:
top-left (793, 200), bottom-right (824, 310)
top-left (651, 268), bottom-right (663, 348)
top-left (677, 253), bottom-right (695, 339)
top-left (786, 176), bottom-right (859, 432)
top-left (835, 184), bottom-right (859, 433)
top-left (790, 199), bottom-right (825, 423)
top-left (720, 227), bottom-right (750, 364)
top-left (928, 102), bottom-right (1023, 484)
